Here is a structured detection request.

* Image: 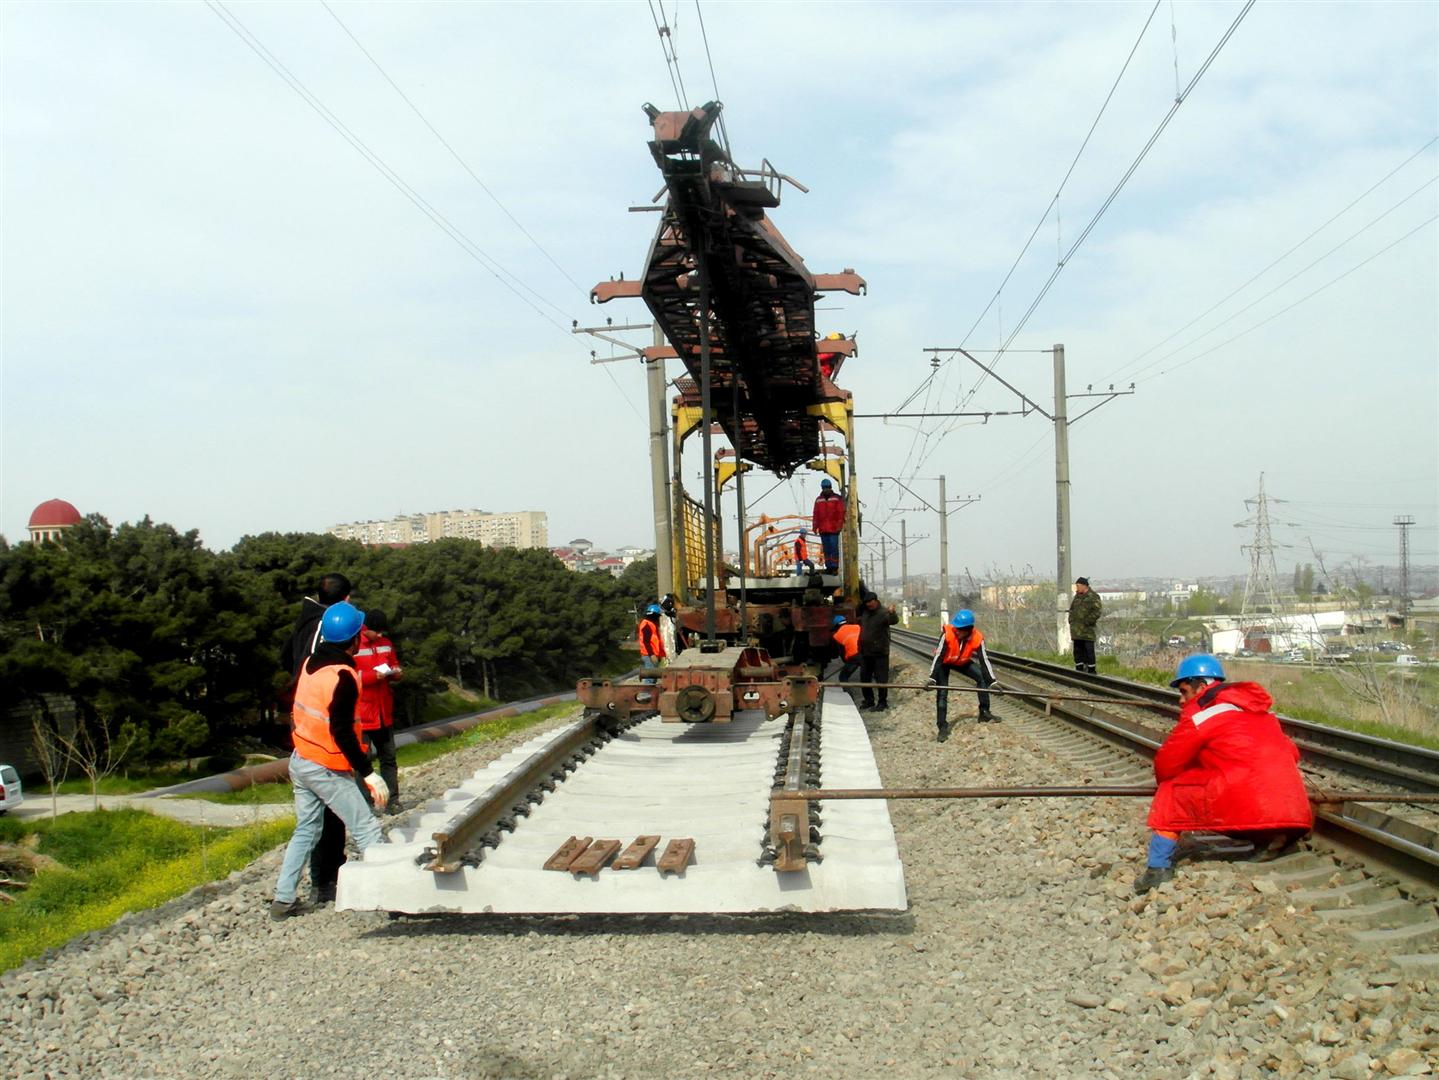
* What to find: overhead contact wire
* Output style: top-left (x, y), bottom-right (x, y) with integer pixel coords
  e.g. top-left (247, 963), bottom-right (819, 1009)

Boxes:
top-left (320, 0), bottom-right (588, 295)
top-left (206, 1), bottom-right (580, 344)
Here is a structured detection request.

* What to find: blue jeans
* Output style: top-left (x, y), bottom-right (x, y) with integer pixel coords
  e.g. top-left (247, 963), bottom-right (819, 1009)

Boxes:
top-left (274, 752), bottom-right (384, 903)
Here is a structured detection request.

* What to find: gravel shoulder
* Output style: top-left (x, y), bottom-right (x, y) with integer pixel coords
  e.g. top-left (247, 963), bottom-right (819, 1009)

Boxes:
top-left (4, 670), bottom-right (1436, 1079)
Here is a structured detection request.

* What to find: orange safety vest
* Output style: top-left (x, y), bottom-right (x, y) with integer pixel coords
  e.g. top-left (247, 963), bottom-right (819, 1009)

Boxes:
top-left (638, 618), bottom-right (665, 658)
top-left (833, 623), bottom-right (860, 661)
top-left (940, 625), bottom-right (985, 667)
top-left (292, 664), bottom-right (365, 771)
top-left (794, 535), bottom-right (809, 562)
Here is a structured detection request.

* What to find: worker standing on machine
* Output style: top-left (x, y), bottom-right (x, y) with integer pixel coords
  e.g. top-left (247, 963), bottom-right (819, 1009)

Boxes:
top-left (659, 594), bottom-right (688, 657)
top-left (812, 479), bottom-right (845, 574)
top-left (927, 609), bottom-right (996, 741)
top-left (638, 603), bottom-right (666, 682)
top-left (793, 528), bottom-right (815, 577)
top-left (1135, 654), bottom-right (1313, 895)
top-left (270, 601), bottom-right (387, 920)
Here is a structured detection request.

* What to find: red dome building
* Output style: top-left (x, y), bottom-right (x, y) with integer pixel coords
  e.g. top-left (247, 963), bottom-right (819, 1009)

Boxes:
top-left (28, 498), bottom-right (82, 543)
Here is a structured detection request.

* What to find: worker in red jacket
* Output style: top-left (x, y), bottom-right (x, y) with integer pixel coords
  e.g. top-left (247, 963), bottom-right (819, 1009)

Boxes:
top-left (811, 479), bottom-right (845, 573)
top-left (355, 610), bottom-right (403, 814)
top-left (1135, 654), bottom-right (1313, 895)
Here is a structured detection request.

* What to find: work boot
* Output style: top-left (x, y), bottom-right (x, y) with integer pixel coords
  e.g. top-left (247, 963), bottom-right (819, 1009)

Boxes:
top-left (269, 898), bottom-right (307, 921)
top-left (385, 796), bottom-right (403, 816)
top-left (977, 708), bottom-right (995, 723)
top-left (860, 701), bottom-right (876, 712)
top-left (312, 883), bottom-right (337, 906)
top-left (1133, 866), bottom-right (1175, 895)
top-left (937, 721), bottom-right (951, 743)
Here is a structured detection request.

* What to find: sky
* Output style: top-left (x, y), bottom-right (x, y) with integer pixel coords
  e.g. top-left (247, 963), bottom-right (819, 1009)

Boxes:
top-left (3, 0), bottom-right (1436, 583)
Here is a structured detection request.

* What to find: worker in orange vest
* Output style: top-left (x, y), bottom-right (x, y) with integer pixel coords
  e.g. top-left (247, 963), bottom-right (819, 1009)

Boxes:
top-left (270, 601), bottom-right (388, 920)
top-left (831, 614), bottom-right (861, 691)
top-left (794, 529), bottom-right (815, 577)
top-left (638, 602), bottom-right (665, 683)
top-left (926, 609), bottom-right (996, 741)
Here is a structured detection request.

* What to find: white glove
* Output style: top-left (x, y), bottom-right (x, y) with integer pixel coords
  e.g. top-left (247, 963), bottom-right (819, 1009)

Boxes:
top-left (925, 678), bottom-right (937, 688)
top-left (364, 774), bottom-right (390, 810)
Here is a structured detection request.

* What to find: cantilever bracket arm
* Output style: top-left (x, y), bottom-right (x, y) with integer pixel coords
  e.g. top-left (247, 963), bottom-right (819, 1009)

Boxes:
top-left (1068, 388), bottom-right (1135, 426)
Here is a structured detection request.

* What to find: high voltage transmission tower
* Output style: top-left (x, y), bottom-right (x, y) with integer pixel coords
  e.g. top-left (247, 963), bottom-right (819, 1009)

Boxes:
top-left (1394, 514), bottom-right (1415, 614)
top-left (1237, 473), bottom-right (1286, 618)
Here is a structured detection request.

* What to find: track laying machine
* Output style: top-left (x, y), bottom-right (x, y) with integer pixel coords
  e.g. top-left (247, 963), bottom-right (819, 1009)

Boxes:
top-left (579, 100), bottom-right (869, 726)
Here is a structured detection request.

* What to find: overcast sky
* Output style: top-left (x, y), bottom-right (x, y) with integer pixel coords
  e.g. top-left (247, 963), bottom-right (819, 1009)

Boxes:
top-left (3, 1), bottom-right (1436, 582)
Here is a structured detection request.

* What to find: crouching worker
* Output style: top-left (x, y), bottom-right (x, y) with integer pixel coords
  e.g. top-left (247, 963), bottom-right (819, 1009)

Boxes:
top-left (1135, 654), bottom-right (1313, 895)
top-left (271, 601), bottom-right (389, 919)
top-left (830, 615), bottom-right (861, 688)
top-left (927, 609), bottom-right (996, 741)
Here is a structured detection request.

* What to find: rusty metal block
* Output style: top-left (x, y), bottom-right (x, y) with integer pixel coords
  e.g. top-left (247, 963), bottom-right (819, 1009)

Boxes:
top-left (543, 836), bottom-right (593, 871)
top-left (657, 838), bottom-right (695, 874)
top-left (569, 840), bottom-right (622, 875)
top-left (612, 835), bottom-right (662, 870)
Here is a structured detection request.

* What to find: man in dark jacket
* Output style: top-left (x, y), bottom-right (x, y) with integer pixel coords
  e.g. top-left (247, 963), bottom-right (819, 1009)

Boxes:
top-left (280, 572), bottom-right (356, 904)
top-left (857, 592), bottom-right (898, 711)
top-left (1068, 577), bottom-right (1103, 674)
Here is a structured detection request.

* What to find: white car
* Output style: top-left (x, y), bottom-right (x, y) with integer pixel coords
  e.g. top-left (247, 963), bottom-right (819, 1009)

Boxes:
top-left (0, 764), bottom-right (23, 814)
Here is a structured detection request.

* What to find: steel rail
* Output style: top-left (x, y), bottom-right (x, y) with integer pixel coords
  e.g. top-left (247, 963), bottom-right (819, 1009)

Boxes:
top-left (775, 786), bottom-right (1439, 805)
top-left (887, 628), bottom-right (1439, 886)
top-left (891, 629), bottom-right (1439, 793)
top-left (423, 713), bottom-right (612, 873)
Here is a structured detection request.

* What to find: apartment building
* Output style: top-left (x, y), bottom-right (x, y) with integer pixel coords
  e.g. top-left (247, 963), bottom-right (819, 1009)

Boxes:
top-left (330, 509), bottom-right (548, 549)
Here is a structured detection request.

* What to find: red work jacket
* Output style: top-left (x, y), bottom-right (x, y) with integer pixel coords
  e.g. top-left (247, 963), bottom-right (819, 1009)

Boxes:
top-left (638, 617), bottom-right (665, 658)
top-left (938, 625), bottom-right (985, 667)
top-left (812, 491), bottom-right (845, 534)
top-left (1147, 682), bottom-right (1313, 833)
top-left (354, 630), bottom-right (399, 731)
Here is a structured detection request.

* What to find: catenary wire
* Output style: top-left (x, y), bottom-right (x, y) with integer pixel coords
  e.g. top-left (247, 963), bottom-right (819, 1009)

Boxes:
top-left (205, 1), bottom-right (579, 340)
top-left (1097, 136), bottom-right (1439, 385)
top-left (908, 0), bottom-right (1256, 478)
top-left (694, 1), bottom-right (733, 157)
top-left (1113, 171), bottom-right (1438, 385)
top-left (1135, 212), bottom-right (1438, 384)
top-left (887, 2), bottom-right (1161, 476)
top-left (320, 1), bottom-right (587, 295)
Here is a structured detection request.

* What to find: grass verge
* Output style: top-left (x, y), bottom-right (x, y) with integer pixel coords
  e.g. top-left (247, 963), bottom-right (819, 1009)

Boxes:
top-left (174, 784), bottom-right (294, 805)
top-left (0, 808), bottom-right (292, 973)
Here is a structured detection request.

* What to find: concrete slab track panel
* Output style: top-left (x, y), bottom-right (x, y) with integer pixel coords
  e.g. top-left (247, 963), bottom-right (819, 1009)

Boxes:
top-left (336, 689), bottom-right (906, 914)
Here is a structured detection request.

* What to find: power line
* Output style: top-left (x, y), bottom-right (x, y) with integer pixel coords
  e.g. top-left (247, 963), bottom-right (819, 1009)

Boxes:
top-left (320, 1), bottom-right (587, 294)
top-left (908, 0), bottom-right (1255, 478)
top-left (1135, 212), bottom-right (1438, 384)
top-left (205, 1), bottom-right (579, 341)
top-left (887, 2), bottom-right (1161, 477)
top-left (647, 0), bottom-right (690, 111)
top-left (1098, 136), bottom-right (1439, 385)
top-left (693, 1), bottom-right (732, 157)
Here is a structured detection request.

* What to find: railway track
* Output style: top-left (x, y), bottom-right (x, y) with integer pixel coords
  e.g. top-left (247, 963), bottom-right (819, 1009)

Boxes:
top-left (891, 627), bottom-right (1439, 975)
top-left (336, 688), bottom-right (907, 915)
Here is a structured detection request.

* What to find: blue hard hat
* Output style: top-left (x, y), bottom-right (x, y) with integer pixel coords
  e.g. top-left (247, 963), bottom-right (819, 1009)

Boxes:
top-left (820, 478), bottom-right (833, 489)
top-left (1171, 653), bottom-right (1225, 687)
top-left (645, 603), bottom-right (662, 616)
top-left (832, 615), bottom-right (847, 627)
top-left (321, 601), bottom-right (366, 643)
top-left (950, 609), bottom-right (975, 628)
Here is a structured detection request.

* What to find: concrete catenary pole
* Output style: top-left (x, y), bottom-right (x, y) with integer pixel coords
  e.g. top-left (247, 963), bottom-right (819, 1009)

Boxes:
top-left (900, 519), bottom-right (909, 603)
top-left (647, 322), bottom-right (673, 601)
top-left (880, 536), bottom-right (889, 601)
top-left (939, 473), bottom-right (950, 625)
top-left (1053, 344), bottom-right (1072, 654)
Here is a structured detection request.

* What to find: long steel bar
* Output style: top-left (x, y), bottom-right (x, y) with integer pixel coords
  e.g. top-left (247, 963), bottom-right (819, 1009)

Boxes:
top-left (698, 266), bottom-right (717, 641)
top-left (825, 680), bottom-right (1175, 710)
top-left (776, 786), bottom-right (1439, 805)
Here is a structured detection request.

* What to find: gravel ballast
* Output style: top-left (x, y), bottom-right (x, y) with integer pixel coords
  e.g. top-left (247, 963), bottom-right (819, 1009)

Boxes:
top-left (5, 669), bottom-right (1436, 1079)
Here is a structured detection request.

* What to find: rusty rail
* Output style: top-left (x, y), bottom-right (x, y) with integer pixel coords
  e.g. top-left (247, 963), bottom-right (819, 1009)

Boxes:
top-left (769, 706), bottom-right (815, 872)
top-left (824, 680), bottom-right (1174, 710)
top-left (424, 713), bottom-right (610, 873)
top-left (773, 786), bottom-right (1439, 805)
